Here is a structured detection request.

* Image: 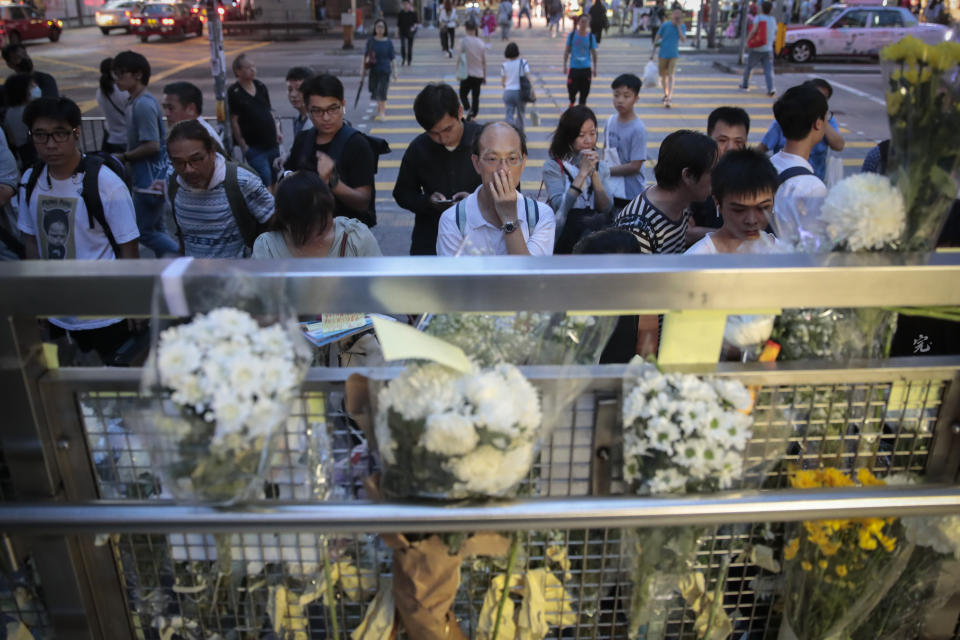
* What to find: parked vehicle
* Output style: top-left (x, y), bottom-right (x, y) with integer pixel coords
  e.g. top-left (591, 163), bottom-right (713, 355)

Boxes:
top-left (96, 0), bottom-right (143, 34)
top-left (130, 2), bottom-right (203, 41)
top-left (783, 4), bottom-right (951, 63)
top-left (0, 3), bottom-right (62, 44)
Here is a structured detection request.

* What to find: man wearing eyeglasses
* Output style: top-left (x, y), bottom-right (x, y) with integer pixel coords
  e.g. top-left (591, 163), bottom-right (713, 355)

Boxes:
top-left (166, 120), bottom-right (274, 258)
top-left (284, 74), bottom-right (376, 227)
top-left (436, 121), bottom-right (555, 256)
top-left (16, 97), bottom-right (140, 365)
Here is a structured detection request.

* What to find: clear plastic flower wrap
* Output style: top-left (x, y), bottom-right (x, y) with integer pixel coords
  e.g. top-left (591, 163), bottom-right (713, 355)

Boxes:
top-left (128, 269), bottom-right (312, 504)
top-left (779, 468), bottom-right (914, 640)
top-left (620, 361), bottom-right (790, 640)
top-left (367, 313), bottom-right (615, 501)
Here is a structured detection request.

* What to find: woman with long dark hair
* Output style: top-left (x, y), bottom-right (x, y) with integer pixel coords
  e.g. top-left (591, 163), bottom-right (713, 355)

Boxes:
top-left (252, 171), bottom-right (382, 258)
top-left (95, 57), bottom-right (128, 153)
top-left (542, 105), bottom-right (614, 253)
top-left (363, 18), bottom-right (397, 122)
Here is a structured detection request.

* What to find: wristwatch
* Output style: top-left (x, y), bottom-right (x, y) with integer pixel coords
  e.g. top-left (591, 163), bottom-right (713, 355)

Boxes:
top-left (502, 219), bottom-right (519, 234)
top-left (327, 168), bottom-right (340, 189)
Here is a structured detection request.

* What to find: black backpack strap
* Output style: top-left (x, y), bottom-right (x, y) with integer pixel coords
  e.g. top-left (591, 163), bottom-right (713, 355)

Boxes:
top-left (878, 139), bottom-right (890, 176)
top-left (22, 161), bottom-right (45, 206)
top-left (223, 161), bottom-right (261, 248)
top-left (777, 165), bottom-right (814, 185)
top-left (79, 155), bottom-right (123, 258)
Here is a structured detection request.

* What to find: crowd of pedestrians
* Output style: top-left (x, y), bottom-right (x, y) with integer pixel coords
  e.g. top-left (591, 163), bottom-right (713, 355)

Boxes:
top-left (1, 2), bottom-right (956, 367)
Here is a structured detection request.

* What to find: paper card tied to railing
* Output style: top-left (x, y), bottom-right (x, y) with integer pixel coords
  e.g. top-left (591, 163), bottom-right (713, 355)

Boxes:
top-left (372, 316), bottom-right (473, 373)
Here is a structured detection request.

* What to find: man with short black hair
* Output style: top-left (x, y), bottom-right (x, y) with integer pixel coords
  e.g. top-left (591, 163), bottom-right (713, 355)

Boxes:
top-left (395, 83), bottom-right (483, 254)
top-left (112, 50), bottom-right (179, 257)
top-left (436, 121), bottom-right (555, 256)
top-left (228, 54), bottom-right (281, 187)
top-left (17, 97), bottom-right (140, 365)
top-left (285, 74), bottom-right (377, 226)
top-left (2, 43), bottom-right (57, 97)
top-left (688, 106), bottom-right (751, 242)
top-left (770, 84), bottom-right (828, 226)
top-left (285, 66), bottom-right (315, 137)
top-left (615, 129), bottom-right (717, 255)
top-left (162, 81), bottom-right (222, 145)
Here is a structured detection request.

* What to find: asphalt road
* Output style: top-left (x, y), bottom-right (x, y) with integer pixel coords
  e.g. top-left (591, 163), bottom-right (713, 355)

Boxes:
top-left (14, 21), bottom-right (893, 255)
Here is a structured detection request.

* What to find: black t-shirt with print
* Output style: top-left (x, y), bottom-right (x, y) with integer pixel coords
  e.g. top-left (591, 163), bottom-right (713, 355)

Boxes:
top-left (227, 79), bottom-right (277, 150)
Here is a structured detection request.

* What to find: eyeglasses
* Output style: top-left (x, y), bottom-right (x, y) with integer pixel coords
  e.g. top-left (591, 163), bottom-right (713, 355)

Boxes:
top-left (170, 153), bottom-right (210, 172)
top-left (308, 105), bottom-right (343, 119)
top-left (479, 154), bottom-right (523, 168)
top-left (29, 129), bottom-right (75, 144)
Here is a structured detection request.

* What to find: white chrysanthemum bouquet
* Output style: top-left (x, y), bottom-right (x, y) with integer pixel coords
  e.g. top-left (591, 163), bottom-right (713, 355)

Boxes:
top-left (138, 307), bottom-right (310, 503)
top-left (820, 173), bottom-right (906, 252)
top-left (375, 362), bottom-right (542, 500)
top-left (622, 363), bottom-right (756, 640)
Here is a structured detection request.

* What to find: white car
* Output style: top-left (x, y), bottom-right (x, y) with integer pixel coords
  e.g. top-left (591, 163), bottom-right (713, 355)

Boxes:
top-left (783, 5), bottom-right (951, 63)
top-left (95, 0), bottom-right (143, 34)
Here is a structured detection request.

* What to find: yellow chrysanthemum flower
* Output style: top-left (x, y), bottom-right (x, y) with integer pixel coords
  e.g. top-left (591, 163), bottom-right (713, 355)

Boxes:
top-left (836, 564), bottom-right (848, 577)
top-left (881, 35), bottom-right (929, 65)
top-left (818, 539), bottom-right (842, 557)
top-left (822, 468), bottom-right (855, 488)
top-left (784, 538), bottom-right (800, 561)
top-left (887, 90), bottom-right (905, 117)
top-left (881, 535), bottom-right (897, 553)
top-left (818, 559), bottom-right (829, 570)
top-left (934, 41), bottom-right (960, 65)
top-left (802, 561), bottom-right (813, 572)
top-left (856, 468), bottom-right (887, 487)
top-left (859, 530), bottom-right (878, 551)
top-left (791, 470), bottom-right (821, 489)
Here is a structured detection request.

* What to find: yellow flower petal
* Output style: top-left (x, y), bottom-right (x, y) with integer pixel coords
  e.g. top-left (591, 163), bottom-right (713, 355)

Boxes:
top-left (784, 538), bottom-right (799, 561)
top-left (818, 559), bottom-right (829, 570)
top-left (835, 564), bottom-right (848, 577)
top-left (856, 468), bottom-right (886, 487)
top-left (801, 561), bottom-right (813, 572)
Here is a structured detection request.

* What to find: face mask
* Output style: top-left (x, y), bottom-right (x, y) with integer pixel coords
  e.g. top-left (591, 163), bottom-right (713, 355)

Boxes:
top-left (29, 85), bottom-right (41, 100)
top-left (15, 58), bottom-right (33, 74)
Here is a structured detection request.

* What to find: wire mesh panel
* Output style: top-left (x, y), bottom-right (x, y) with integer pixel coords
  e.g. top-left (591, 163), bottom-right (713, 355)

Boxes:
top-left (32, 369), bottom-right (954, 638)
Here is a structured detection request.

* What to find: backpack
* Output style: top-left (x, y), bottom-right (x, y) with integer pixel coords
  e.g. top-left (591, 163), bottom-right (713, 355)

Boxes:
top-left (455, 195), bottom-right (540, 234)
top-left (167, 161), bottom-right (268, 250)
top-left (286, 124), bottom-right (391, 227)
top-left (777, 165), bottom-right (814, 185)
top-left (22, 153), bottom-right (127, 258)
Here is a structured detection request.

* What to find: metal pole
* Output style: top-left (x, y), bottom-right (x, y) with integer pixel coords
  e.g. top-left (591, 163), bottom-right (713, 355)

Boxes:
top-left (206, 0), bottom-right (233, 151)
top-left (4, 487), bottom-right (960, 534)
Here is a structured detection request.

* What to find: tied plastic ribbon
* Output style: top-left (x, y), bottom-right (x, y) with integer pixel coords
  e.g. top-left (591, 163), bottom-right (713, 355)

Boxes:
top-left (160, 257), bottom-right (193, 316)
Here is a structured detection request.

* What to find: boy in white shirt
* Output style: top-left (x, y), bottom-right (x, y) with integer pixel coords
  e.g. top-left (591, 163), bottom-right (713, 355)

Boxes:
top-left (437, 121), bottom-right (555, 256)
top-left (17, 96), bottom-right (140, 364)
top-left (769, 84), bottom-right (828, 232)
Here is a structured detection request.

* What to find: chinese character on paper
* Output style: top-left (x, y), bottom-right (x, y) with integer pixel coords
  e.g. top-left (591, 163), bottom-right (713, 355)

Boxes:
top-left (913, 334), bottom-right (932, 354)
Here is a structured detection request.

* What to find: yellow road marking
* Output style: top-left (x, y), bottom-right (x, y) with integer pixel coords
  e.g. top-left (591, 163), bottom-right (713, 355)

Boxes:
top-left (152, 40), bottom-right (271, 83)
top-left (32, 56), bottom-right (99, 73)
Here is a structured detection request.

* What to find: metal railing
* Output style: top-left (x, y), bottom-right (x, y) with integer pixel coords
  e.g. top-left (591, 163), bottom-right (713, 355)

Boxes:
top-left (1, 256), bottom-right (960, 638)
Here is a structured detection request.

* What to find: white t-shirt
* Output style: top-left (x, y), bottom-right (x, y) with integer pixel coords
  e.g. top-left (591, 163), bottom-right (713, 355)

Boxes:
top-left (685, 231), bottom-right (788, 350)
top-left (436, 186), bottom-right (556, 256)
top-left (96, 86), bottom-right (130, 147)
top-left (770, 150), bottom-right (828, 233)
top-left (17, 162), bottom-right (140, 331)
top-left (501, 58), bottom-right (530, 91)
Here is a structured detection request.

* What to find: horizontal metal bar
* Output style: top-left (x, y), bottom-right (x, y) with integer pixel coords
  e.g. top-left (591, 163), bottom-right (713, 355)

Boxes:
top-left (1, 253), bottom-right (959, 316)
top-left (40, 358), bottom-right (960, 393)
top-left (3, 487), bottom-right (960, 534)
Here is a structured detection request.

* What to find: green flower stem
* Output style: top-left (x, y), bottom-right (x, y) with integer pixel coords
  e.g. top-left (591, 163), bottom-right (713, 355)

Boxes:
top-left (491, 533), bottom-right (521, 640)
top-left (324, 540), bottom-right (340, 640)
top-left (703, 556), bottom-right (729, 640)
top-left (883, 306), bottom-right (960, 323)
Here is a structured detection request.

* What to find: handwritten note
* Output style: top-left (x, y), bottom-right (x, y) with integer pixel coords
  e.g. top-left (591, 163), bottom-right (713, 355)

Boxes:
top-left (658, 310), bottom-right (728, 365)
top-left (372, 316), bottom-right (473, 373)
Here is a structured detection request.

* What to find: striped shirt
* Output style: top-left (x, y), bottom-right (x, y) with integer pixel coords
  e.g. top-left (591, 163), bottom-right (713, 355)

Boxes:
top-left (614, 187), bottom-right (688, 254)
top-left (171, 154), bottom-right (274, 258)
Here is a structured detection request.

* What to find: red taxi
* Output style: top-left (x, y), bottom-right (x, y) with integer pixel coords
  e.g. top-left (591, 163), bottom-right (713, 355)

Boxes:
top-left (130, 2), bottom-right (203, 42)
top-left (0, 3), bottom-right (62, 44)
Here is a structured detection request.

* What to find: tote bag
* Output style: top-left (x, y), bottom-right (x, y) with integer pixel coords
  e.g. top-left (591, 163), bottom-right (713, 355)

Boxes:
top-left (604, 114), bottom-right (627, 200)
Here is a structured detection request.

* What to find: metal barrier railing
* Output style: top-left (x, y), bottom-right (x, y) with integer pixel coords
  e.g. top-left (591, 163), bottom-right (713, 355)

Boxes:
top-left (1, 257), bottom-right (960, 639)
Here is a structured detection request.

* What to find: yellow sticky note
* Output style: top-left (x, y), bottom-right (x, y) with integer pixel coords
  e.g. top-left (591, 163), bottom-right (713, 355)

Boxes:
top-left (658, 310), bottom-right (727, 365)
top-left (372, 316), bottom-right (472, 373)
top-left (42, 342), bottom-right (59, 369)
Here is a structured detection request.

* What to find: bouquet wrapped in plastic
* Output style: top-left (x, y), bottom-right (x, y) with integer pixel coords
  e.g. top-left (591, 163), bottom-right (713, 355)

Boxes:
top-left (347, 315), bottom-right (614, 639)
top-left (881, 37), bottom-right (960, 251)
top-left (621, 362), bottom-right (785, 640)
top-left (780, 468), bottom-right (914, 640)
top-left (772, 173), bottom-right (907, 361)
top-left (130, 271), bottom-right (312, 504)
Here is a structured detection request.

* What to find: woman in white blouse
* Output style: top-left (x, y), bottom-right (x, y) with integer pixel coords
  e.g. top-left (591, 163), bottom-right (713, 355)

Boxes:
top-left (95, 57), bottom-right (129, 154)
